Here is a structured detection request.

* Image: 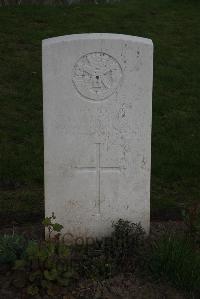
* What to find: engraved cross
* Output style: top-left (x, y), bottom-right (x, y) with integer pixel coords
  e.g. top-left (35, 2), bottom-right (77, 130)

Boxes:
top-left (75, 143), bottom-right (121, 214)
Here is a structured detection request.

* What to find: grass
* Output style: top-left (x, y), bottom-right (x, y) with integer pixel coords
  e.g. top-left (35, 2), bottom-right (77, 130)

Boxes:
top-left (0, 0), bottom-right (200, 224)
top-left (148, 233), bottom-right (200, 296)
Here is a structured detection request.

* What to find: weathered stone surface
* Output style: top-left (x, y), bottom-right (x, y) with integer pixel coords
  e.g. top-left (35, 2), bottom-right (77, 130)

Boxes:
top-left (43, 33), bottom-right (153, 238)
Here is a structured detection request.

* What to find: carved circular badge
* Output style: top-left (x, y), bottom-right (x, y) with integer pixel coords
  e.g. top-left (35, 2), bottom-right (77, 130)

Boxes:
top-left (72, 52), bottom-right (122, 101)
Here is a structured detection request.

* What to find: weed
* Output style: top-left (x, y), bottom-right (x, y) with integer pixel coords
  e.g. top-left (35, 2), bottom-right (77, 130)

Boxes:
top-left (13, 214), bottom-right (76, 296)
top-left (77, 219), bottom-right (145, 280)
top-left (148, 232), bottom-right (200, 296)
top-left (0, 233), bottom-right (26, 265)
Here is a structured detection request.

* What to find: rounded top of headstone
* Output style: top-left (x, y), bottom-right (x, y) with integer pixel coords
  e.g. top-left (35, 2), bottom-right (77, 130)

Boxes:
top-left (42, 33), bottom-right (153, 47)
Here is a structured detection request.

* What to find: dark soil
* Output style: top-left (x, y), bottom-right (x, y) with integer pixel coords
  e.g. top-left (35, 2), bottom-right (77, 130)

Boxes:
top-left (71, 274), bottom-right (186, 299)
top-left (0, 271), bottom-right (186, 299)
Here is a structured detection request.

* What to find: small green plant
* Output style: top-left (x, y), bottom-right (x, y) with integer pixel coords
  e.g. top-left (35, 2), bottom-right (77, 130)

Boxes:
top-left (80, 253), bottom-right (114, 281)
top-left (109, 219), bottom-right (145, 261)
top-left (14, 213), bottom-right (76, 296)
top-left (42, 212), bottom-right (64, 239)
top-left (148, 233), bottom-right (200, 295)
top-left (0, 233), bottom-right (26, 265)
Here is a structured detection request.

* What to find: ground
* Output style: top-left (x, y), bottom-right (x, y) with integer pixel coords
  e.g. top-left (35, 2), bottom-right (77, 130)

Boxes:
top-left (0, 272), bottom-right (186, 299)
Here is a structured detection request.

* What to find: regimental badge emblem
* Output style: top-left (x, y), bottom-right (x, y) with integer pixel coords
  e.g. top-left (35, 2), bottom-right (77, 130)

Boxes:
top-left (72, 52), bottom-right (122, 101)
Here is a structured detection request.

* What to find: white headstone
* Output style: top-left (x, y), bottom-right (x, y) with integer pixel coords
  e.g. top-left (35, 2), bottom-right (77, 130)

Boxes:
top-left (43, 33), bottom-right (153, 239)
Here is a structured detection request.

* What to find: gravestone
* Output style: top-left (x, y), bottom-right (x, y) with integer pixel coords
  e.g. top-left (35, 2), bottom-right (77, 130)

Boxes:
top-left (43, 33), bottom-right (153, 239)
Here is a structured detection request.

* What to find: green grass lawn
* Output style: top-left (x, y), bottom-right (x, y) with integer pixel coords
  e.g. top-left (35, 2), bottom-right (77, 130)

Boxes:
top-left (0, 0), bottom-right (200, 224)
